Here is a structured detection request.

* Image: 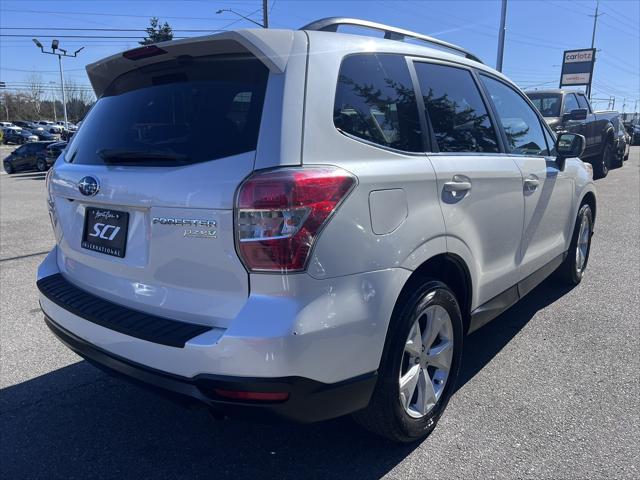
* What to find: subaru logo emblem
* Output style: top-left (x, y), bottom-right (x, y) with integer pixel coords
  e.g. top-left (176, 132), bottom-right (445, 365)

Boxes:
top-left (78, 176), bottom-right (100, 196)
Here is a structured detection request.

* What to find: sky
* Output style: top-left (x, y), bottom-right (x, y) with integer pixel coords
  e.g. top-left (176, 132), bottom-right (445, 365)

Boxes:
top-left (1, 0), bottom-right (638, 112)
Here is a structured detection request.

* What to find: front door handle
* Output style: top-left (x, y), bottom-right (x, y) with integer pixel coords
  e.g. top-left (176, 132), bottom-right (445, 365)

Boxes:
top-left (523, 175), bottom-right (540, 193)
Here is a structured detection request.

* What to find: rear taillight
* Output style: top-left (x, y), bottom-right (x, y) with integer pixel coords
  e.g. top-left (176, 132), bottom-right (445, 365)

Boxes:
top-left (235, 167), bottom-right (356, 272)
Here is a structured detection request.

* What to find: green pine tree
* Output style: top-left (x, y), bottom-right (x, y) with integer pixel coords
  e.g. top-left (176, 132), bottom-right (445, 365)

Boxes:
top-left (139, 17), bottom-right (174, 45)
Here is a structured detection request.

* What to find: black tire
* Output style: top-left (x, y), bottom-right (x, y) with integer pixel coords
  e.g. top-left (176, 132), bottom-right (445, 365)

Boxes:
top-left (3, 162), bottom-right (14, 174)
top-left (556, 203), bottom-right (593, 285)
top-left (612, 146), bottom-right (624, 169)
top-left (352, 279), bottom-right (464, 443)
top-left (593, 140), bottom-right (612, 179)
top-left (36, 158), bottom-right (48, 172)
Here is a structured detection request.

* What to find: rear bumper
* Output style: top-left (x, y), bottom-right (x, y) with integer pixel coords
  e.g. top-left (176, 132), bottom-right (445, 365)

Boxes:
top-left (44, 314), bottom-right (377, 423)
top-left (38, 247), bottom-right (409, 384)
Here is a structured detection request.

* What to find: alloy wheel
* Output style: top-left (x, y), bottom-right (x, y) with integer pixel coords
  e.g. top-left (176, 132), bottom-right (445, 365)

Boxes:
top-left (575, 212), bottom-right (591, 274)
top-left (399, 304), bottom-right (454, 418)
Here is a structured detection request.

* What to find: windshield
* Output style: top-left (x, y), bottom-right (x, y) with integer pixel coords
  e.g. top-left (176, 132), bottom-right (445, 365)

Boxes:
top-left (527, 93), bottom-right (562, 118)
top-left (66, 54), bottom-right (268, 166)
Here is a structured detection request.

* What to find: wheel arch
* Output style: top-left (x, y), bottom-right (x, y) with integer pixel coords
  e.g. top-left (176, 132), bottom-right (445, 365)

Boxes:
top-left (580, 190), bottom-right (597, 222)
top-left (395, 253), bottom-right (473, 334)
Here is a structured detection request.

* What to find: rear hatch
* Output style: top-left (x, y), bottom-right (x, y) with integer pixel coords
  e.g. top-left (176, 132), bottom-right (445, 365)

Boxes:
top-left (48, 50), bottom-right (270, 328)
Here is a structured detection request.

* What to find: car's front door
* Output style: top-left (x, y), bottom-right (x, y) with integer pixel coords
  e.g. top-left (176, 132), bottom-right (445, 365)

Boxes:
top-left (411, 60), bottom-right (525, 307)
top-left (479, 74), bottom-right (575, 281)
top-left (22, 143), bottom-right (38, 169)
top-left (575, 92), bottom-right (599, 157)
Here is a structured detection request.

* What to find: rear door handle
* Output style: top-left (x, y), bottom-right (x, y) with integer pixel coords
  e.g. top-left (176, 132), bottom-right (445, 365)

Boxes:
top-left (523, 175), bottom-right (540, 193)
top-left (444, 175), bottom-right (472, 193)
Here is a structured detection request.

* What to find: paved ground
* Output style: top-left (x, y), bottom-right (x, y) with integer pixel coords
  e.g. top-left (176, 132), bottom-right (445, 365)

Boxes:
top-left (1, 148), bottom-right (639, 479)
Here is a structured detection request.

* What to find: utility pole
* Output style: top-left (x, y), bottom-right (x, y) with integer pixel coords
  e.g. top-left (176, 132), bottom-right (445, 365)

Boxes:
top-left (587, 1), bottom-right (603, 100)
top-left (32, 38), bottom-right (84, 126)
top-left (496, 0), bottom-right (507, 72)
top-left (262, 0), bottom-right (269, 28)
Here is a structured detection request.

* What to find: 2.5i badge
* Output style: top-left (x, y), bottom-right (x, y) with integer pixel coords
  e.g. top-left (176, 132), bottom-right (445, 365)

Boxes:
top-left (81, 207), bottom-right (129, 258)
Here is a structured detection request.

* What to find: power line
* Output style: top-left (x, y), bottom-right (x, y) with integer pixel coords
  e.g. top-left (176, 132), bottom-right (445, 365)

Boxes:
top-left (2, 27), bottom-right (228, 32)
top-left (1, 34), bottom-right (196, 39)
top-left (0, 8), bottom-right (239, 21)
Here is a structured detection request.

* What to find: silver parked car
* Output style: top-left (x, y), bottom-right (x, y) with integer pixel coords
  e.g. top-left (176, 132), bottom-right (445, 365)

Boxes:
top-left (38, 18), bottom-right (596, 442)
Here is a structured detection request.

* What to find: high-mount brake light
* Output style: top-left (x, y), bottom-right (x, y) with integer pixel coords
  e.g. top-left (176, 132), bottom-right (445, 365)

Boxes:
top-left (122, 45), bottom-right (167, 60)
top-left (235, 167), bottom-right (356, 272)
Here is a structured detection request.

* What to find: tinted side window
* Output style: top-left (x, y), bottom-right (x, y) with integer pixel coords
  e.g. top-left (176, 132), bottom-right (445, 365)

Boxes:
top-left (576, 93), bottom-right (590, 112)
top-left (480, 75), bottom-right (549, 156)
top-left (563, 93), bottom-right (579, 114)
top-left (414, 62), bottom-right (499, 153)
top-left (334, 54), bottom-right (423, 152)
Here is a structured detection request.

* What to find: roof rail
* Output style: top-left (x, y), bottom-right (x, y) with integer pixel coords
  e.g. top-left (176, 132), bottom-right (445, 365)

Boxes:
top-left (300, 17), bottom-right (483, 64)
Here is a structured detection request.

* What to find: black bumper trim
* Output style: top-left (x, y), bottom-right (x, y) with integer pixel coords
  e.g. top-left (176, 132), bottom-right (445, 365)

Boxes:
top-left (44, 315), bottom-right (377, 423)
top-left (37, 273), bottom-right (211, 348)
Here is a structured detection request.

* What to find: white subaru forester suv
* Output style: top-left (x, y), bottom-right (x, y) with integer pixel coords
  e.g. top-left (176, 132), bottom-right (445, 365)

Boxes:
top-left (38, 18), bottom-right (596, 442)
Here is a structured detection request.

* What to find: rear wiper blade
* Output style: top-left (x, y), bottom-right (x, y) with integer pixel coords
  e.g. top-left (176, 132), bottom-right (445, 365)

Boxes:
top-left (97, 148), bottom-right (189, 164)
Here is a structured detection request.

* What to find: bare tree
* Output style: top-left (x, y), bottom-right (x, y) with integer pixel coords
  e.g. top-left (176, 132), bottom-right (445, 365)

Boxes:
top-left (24, 72), bottom-right (45, 118)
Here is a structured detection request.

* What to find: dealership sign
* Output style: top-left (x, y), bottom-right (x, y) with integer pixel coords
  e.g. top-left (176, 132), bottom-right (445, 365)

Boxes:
top-left (560, 48), bottom-right (596, 87)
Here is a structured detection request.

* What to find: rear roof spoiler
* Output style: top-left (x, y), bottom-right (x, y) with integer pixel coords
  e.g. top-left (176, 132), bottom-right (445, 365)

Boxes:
top-left (301, 17), bottom-right (483, 64)
top-left (85, 29), bottom-right (296, 98)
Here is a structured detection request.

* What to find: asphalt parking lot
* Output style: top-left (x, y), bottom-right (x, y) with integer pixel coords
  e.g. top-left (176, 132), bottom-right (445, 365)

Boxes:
top-left (1, 146), bottom-right (638, 479)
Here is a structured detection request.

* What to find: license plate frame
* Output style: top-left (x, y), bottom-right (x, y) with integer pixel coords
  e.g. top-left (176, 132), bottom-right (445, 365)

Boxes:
top-left (81, 207), bottom-right (129, 258)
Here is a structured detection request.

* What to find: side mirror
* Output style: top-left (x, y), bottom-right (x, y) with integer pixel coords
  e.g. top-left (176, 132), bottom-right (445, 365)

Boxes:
top-left (564, 108), bottom-right (588, 121)
top-left (555, 132), bottom-right (585, 169)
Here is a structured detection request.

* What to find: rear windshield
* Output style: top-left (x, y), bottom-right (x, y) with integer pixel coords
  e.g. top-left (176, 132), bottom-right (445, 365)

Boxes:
top-left (66, 54), bottom-right (268, 166)
top-left (526, 93), bottom-right (561, 118)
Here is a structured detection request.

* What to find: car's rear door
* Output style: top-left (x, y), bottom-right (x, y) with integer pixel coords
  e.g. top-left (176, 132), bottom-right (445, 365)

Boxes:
top-left (479, 74), bottom-right (575, 283)
top-left (411, 59), bottom-right (525, 307)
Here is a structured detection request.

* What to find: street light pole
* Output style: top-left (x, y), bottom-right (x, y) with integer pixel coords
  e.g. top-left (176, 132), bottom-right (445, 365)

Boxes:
top-left (58, 54), bottom-right (68, 126)
top-left (216, 8), bottom-right (265, 28)
top-left (32, 38), bottom-right (84, 126)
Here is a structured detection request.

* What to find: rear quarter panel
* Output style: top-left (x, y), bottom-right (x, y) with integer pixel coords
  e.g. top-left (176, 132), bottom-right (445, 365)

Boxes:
top-left (300, 32), bottom-right (448, 281)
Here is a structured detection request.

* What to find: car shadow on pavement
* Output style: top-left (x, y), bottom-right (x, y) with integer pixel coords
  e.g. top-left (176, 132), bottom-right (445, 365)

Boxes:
top-left (12, 172), bottom-right (46, 181)
top-left (0, 278), bottom-right (573, 480)
top-left (457, 278), bottom-right (574, 393)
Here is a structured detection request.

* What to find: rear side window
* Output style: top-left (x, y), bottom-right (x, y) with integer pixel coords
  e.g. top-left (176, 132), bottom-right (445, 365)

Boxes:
top-left (66, 54), bottom-right (268, 166)
top-left (333, 53), bottom-right (423, 152)
top-left (480, 75), bottom-right (549, 156)
top-left (413, 62), bottom-right (499, 153)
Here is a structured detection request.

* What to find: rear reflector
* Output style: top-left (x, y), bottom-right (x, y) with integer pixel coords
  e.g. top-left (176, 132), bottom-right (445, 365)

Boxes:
top-left (213, 389), bottom-right (290, 402)
top-left (235, 167), bottom-right (356, 272)
top-left (122, 45), bottom-right (167, 60)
